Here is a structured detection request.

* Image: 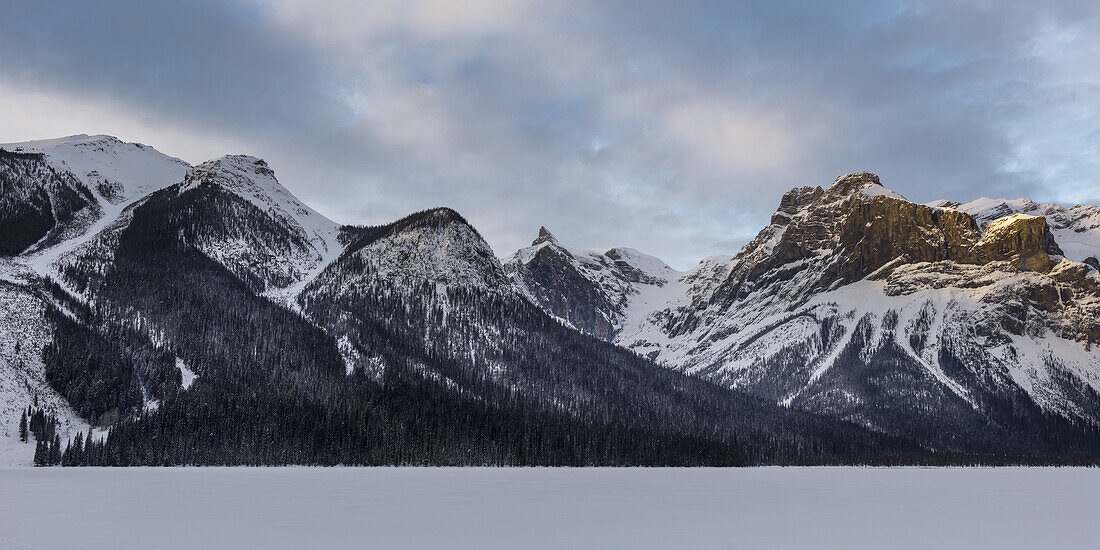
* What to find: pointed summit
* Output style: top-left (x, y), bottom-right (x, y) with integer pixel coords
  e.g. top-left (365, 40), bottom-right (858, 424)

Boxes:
top-left (532, 226), bottom-right (559, 246)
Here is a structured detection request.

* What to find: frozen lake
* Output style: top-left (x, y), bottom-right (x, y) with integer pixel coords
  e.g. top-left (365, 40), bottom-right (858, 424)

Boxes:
top-left (1, 467), bottom-right (1097, 549)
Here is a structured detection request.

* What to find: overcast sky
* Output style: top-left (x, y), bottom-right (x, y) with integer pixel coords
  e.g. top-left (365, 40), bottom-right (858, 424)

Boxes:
top-left (1, 1), bottom-right (1098, 268)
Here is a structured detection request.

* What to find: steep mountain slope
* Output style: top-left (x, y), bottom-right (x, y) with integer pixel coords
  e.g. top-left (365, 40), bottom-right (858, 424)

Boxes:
top-left (508, 173), bottom-right (1100, 453)
top-left (0, 135), bottom-right (188, 258)
top-left (0, 135), bottom-right (188, 465)
top-left (173, 155), bottom-right (341, 297)
top-left (1, 135), bottom-right (189, 290)
top-left (0, 281), bottom-right (94, 466)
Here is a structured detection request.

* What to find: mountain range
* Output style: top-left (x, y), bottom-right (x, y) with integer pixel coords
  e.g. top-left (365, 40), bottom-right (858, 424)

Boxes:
top-left (2, 135), bottom-right (1098, 466)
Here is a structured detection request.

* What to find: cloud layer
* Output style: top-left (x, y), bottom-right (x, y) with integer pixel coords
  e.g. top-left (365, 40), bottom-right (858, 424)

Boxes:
top-left (1, 0), bottom-right (1098, 268)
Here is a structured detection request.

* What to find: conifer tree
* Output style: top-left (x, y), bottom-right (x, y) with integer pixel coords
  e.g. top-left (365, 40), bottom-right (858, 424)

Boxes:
top-left (33, 439), bottom-right (47, 467)
top-left (85, 431), bottom-right (95, 465)
top-left (70, 432), bottom-right (84, 466)
top-left (50, 434), bottom-right (62, 465)
top-left (19, 410), bottom-right (28, 443)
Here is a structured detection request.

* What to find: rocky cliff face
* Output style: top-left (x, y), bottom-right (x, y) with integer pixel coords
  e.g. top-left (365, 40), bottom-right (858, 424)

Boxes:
top-left (713, 172), bottom-right (1065, 306)
top-left (930, 196), bottom-right (1100, 266)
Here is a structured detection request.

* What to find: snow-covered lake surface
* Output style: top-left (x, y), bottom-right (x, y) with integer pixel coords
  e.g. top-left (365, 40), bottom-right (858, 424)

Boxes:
top-left (0, 467), bottom-right (1097, 549)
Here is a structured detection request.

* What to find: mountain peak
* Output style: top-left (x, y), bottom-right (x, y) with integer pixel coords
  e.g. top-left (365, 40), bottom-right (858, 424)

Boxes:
top-left (830, 171), bottom-right (880, 192)
top-left (827, 171), bottom-right (907, 201)
top-left (389, 207), bottom-right (478, 237)
top-left (532, 226), bottom-right (559, 246)
top-left (1, 134), bottom-right (121, 150)
top-left (189, 155), bottom-right (273, 180)
top-left (180, 153), bottom-right (339, 257)
top-left (419, 206), bottom-right (466, 225)
top-left (183, 155), bottom-right (281, 196)
top-left (327, 207), bottom-right (509, 292)
top-left (0, 133), bottom-right (189, 206)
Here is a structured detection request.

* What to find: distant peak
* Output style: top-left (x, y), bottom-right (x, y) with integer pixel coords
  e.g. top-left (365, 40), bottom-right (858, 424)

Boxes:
top-left (533, 226), bottom-right (558, 246)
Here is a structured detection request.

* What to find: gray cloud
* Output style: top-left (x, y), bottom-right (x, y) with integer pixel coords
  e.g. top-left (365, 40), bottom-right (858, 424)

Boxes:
top-left (1, 0), bottom-right (1098, 268)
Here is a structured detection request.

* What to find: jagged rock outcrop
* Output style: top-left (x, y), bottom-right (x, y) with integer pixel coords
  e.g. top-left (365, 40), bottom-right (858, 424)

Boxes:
top-left (532, 226), bottom-right (557, 246)
top-left (508, 243), bottom-right (619, 339)
top-left (931, 196), bottom-right (1100, 265)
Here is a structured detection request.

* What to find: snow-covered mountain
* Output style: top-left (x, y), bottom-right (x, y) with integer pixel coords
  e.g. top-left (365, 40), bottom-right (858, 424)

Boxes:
top-left (507, 172), bottom-right (1100, 451)
top-left (2, 135), bottom-right (905, 467)
top-left (5, 132), bottom-right (1100, 463)
top-left (300, 207), bottom-right (514, 379)
top-left (333, 207), bottom-right (511, 293)
top-left (1, 135), bottom-right (189, 284)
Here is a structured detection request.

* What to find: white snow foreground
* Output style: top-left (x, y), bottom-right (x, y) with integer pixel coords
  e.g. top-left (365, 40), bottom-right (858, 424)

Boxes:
top-left (0, 468), bottom-right (1097, 550)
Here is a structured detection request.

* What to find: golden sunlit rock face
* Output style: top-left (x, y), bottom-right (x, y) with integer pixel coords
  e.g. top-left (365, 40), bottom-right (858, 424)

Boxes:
top-left (729, 172), bottom-right (1067, 296)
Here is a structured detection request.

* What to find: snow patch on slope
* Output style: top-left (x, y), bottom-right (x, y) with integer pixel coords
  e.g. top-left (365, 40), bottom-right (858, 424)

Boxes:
top-left (861, 183), bottom-right (908, 201)
top-left (176, 357), bottom-right (197, 390)
top-left (1, 134), bottom-right (189, 205)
